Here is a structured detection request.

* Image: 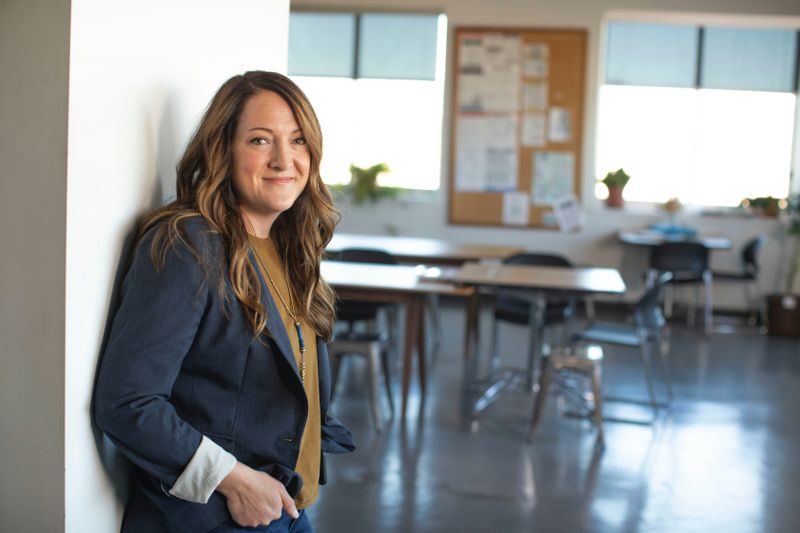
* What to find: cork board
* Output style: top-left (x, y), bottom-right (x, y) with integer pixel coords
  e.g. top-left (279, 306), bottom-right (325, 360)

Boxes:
top-left (448, 27), bottom-right (587, 228)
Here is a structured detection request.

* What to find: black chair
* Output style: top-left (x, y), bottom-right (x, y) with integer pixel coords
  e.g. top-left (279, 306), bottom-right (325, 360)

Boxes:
top-left (571, 272), bottom-right (674, 421)
top-left (328, 248), bottom-right (398, 431)
top-left (331, 248), bottom-right (399, 330)
top-left (712, 235), bottom-right (767, 328)
top-left (647, 242), bottom-right (713, 334)
top-left (489, 253), bottom-right (577, 389)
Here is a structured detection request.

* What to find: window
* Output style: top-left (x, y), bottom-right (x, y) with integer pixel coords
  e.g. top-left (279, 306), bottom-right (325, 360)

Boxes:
top-left (597, 20), bottom-right (799, 207)
top-left (289, 11), bottom-right (447, 190)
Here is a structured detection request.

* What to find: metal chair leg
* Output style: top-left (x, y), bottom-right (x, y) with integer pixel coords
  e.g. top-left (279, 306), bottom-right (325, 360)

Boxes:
top-left (427, 294), bottom-right (442, 356)
top-left (703, 270), bottom-right (714, 335)
top-left (686, 286), bottom-right (696, 328)
top-left (758, 284), bottom-right (769, 329)
top-left (527, 357), bottom-right (554, 441)
top-left (489, 318), bottom-right (501, 374)
top-left (381, 347), bottom-right (395, 416)
top-left (526, 321), bottom-right (544, 391)
top-left (590, 363), bottom-right (604, 442)
top-left (744, 281), bottom-right (758, 326)
top-left (639, 337), bottom-right (660, 419)
top-left (584, 296), bottom-right (596, 321)
top-left (654, 336), bottom-right (674, 403)
top-left (366, 343), bottom-right (383, 432)
top-left (664, 284), bottom-right (674, 319)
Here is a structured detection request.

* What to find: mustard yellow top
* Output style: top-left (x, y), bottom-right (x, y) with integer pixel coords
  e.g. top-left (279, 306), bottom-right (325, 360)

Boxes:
top-left (249, 235), bottom-right (320, 509)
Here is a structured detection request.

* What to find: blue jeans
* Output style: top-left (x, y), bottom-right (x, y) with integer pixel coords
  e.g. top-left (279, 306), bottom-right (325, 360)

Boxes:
top-left (210, 509), bottom-right (313, 533)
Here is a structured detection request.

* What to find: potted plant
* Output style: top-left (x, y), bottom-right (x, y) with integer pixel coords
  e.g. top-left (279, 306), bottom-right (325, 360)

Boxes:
top-left (742, 196), bottom-right (781, 217)
top-left (766, 194), bottom-right (800, 337)
top-left (601, 168), bottom-right (631, 208)
top-left (332, 163), bottom-right (402, 204)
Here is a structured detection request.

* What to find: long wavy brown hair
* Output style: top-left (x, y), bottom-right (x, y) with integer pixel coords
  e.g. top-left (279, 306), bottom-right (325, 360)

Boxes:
top-left (139, 71), bottom-right (339, 340)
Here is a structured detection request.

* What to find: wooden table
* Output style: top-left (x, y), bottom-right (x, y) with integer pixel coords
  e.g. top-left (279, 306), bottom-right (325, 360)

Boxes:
top-left (322, 261), bottom-right (475, 419)
top-left (453, 262), bottom-right (626, 425)
top-left (618, 229), bottom-right (733, 250)
top-left (328, 233), bottom-right (524, 266)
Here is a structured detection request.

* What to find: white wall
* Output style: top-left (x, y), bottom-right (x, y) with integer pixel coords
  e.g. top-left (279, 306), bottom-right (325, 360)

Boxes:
top-left (294, 0), bottom-right (800, 305)
top-left (0, 1), bottom-right (70, 530)
top-left (65, 2), bottom-right (290, 530)
top-left (1, 0), bottom-right (289, 531)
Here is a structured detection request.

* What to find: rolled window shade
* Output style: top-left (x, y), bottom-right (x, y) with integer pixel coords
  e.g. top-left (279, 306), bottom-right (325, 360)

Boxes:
top-left (701, 27), bottom-right (797, 92)
top-left (605, 21), bottom-right (698, 87)
top-left (289, 12), bottom-right (356, 77)
top-left (357, 13), bottom-right (439, 80)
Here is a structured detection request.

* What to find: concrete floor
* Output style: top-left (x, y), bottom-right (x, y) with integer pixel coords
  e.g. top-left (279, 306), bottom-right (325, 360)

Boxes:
top-left (309, 303), bottom-right (800, 533)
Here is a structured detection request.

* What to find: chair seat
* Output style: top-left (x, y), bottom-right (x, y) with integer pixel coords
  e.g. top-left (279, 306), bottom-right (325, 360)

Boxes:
top-left (495, 296), bottom-right (573, 326)
top-left (666, 273), bottom-right (705, 284)
top-left (333, 330), bottom-right (387, 344)
top-left (338, 300), bottom-right (393, 322)
top-left (548, 344), bottom-right (605, 370)
top-left (711, 270), bottom-right (755, 281)
top-left (575, 322), bottom-right (640, 347)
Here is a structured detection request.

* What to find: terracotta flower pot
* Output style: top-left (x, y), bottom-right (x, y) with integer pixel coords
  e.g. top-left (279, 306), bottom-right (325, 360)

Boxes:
top-left (606, 186), bottom-right (624, 208)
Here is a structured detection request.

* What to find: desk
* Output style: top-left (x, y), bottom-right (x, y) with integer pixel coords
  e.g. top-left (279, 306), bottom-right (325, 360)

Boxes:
top-left (453, 262), bottom-right (626, 424)
top-left (328, 233), bottom-right (524, 266)
top-left (322, 261), bottom-right (475, 419)
top-left (618, 229), bottom-right (733, 250)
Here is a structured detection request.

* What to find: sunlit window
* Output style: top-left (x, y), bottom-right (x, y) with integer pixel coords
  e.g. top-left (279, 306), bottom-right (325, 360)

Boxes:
top-left (596, 85), bottom-right (795, 206)
top-left (596, 20), bottom-right (798, 207)
top-left (289, 13), bottom-right (448, 190)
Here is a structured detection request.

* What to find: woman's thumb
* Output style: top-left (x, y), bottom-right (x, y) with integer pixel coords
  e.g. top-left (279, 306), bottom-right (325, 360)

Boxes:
top-left (280, 488), bottom-right (299, 519)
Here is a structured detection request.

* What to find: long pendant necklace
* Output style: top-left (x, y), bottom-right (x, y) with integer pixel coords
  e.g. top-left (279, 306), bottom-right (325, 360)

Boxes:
top-left (251, 241), bottom-right (306, 384)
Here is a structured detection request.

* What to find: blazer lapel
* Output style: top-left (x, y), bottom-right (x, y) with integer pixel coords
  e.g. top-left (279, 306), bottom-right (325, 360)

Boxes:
top-left (248, 248), bottom-right (301, 382)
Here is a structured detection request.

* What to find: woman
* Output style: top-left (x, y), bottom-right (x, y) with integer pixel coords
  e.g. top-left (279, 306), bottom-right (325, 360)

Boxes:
top-left (94, 71), bottom-right (354, 532)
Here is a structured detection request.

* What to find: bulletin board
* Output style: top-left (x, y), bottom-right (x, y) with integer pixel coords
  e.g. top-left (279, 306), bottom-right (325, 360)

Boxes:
top-left (448, 27), bottom-right (587, 228)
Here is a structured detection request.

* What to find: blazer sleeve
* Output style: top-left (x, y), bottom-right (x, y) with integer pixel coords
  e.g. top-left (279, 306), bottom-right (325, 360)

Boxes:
top-left (94, 226), bottom-right (230, 497)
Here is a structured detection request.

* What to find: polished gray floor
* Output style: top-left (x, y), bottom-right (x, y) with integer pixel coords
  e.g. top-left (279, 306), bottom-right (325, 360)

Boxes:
top-left (310, 303), bottom-right (800, 533)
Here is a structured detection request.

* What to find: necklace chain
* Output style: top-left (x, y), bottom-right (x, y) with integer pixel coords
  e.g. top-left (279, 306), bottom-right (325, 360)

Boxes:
top-left (250, 240), bottom-right (307, 384)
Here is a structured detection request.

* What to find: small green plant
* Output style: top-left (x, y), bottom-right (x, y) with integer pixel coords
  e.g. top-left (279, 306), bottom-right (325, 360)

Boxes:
top-left (601, 168), bottom-right (631, 189)
top-left (332, 163), bottom-right (402, 204)
top-left (742, 196), bottom-right (781, 216)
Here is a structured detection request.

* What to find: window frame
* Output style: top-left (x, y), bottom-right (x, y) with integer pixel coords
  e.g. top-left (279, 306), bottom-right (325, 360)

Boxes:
top-left (288, 8), bottom-right (448, 192)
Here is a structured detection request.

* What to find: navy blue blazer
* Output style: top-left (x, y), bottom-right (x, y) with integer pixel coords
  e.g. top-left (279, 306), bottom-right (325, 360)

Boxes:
top-left (94, 218), bottom-right (354, 533)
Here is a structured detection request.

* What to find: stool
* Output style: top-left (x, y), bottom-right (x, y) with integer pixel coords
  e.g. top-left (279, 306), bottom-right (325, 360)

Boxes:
top-left (329, 331), bottom-right (394, 432)
top-left (527, 344), bottom-right (604, 442)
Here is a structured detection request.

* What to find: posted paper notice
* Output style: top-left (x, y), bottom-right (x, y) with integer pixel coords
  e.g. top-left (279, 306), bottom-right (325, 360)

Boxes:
top-left (502, 192), bottom-right (530, 226)
top-left (548, 107), bottom-right (572, 143)
top-left (531, 151), bottom-right (574, 205)
top-left (522, 113), bottom-right (547, 147)
top-left (522, 43), bottom-right (549, 78)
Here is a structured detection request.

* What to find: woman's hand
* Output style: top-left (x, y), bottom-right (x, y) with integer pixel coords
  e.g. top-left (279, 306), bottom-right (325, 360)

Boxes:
top-left (217, 462), bottom-right (299, 527)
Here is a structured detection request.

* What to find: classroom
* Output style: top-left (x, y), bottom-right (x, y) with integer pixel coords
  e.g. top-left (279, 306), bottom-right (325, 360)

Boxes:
top-left (2, 0), bottom-right (800, 531)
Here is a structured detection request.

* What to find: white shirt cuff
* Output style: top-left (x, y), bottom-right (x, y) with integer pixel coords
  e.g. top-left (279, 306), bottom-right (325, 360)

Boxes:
top-left (168, 435), bottom-right (237, 503)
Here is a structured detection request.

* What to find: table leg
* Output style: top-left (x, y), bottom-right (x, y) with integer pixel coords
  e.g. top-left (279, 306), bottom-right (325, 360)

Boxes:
top-left (401, 298), bottom-right (421, 419)
top-left (526, 294), bottom-right (545, 391)
top-left (416, 297), bottom-right (427, 400)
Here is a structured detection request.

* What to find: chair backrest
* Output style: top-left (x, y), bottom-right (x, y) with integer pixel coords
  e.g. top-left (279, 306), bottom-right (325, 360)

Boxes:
top-left (503, 252), bottom-right (573, 268)
top-left (333, 248), bottom-right (398, 265)
top-left (634, 271), bottom-right (673, 333)
top-left (332, 248), bottom-right (398, 325)
top-left (496, 253), bottom-right (575, 322)
top-left (649, 242), bottom-right (709, 274)
top-left (741, 235), bottom-right (765, 276)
